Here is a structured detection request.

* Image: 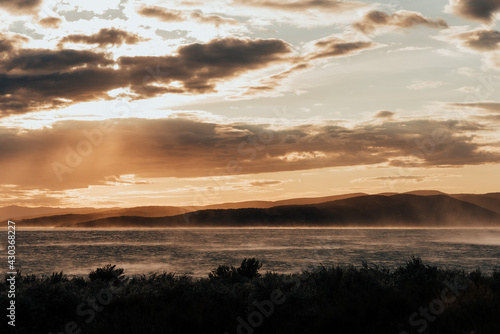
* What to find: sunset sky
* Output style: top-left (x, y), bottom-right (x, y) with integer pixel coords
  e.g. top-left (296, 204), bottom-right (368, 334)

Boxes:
top-left (1, 0), bottom-right (500, 208)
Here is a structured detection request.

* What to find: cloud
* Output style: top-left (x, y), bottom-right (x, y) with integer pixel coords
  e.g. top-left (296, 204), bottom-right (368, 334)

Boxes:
top-left (0, 38), bottom-right (292, 115)
top-left (308, 38), bottom-right (377, 59)
top-left (38, 17), bottom-right (63, 29)
top-left (0, 33), bottom-right (28, 53)
top-left (138, 6), bottom-right (238, 26)
top-left (104, 175), bottom-right (152, 185)
top-left (232, 0), bottom-right (366, 13)
top-left (352, 175), bottom-right (435, 183)
top-left (0, 0), bottom-right (42, 14)
top-left (485, 52), bottom-right (500, 69)
top-left (0, 116), bottom-right (498, 190)
top-left (374, 111), bottom-right (395, 119)
top-left (239, 35), bottom-right (378, 97)
top-left (137, 6), bottom-right (184, 22)
top-left (119, 38), bottom-right (292, 93)
top-left (445, 0), bottom-right (500, 23)
top-left (351, 174), bottom-right (460, 184)
top-left (353, 10), bottom-right (448, 34)
top-left (450, 102), bottom-right (500, 112)
top-left (1, 49), bottom-right (113, 73)
top-left (240, 63), bottom-right (310, 96)
top-left (58, 28), bottom-right (146, 48)
top-left (407, 80), bottom-right (445, 90)
top-left (444, 102), bottom-right (500, 123)
top-left (189, 11), bottom-right (239, 26)
top-left (449, 29), bottom-right (500, 52)
top-left (250, 180), bottom-right (284, 187)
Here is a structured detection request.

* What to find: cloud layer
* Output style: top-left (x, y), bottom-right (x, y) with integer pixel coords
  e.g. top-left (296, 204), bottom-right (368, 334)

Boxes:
top-left (0, 38), bottom-right (292, 115)
top-left (1, 116), bottom-right (498, 190)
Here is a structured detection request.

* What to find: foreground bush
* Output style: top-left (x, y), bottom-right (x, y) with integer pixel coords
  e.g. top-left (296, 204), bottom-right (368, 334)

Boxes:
top-left (1, 257), bottom-right (499, 334)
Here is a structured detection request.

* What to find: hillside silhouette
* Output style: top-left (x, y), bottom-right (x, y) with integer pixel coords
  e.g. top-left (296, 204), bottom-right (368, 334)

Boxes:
top-left (8, 192), bottom-right (500, 228)
top-left (46, 194), bottom-right (500, 228)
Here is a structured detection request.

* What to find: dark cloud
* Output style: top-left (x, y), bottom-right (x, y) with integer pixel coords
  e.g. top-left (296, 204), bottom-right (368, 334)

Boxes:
top-left (1, 49), bottom-right (113, 73)
top-left (0, 49), bottom-right (117, 113)
top-left (447, 0), bottom-right (500, 23)
top-left (0, 117), bottom-right (498, 190)
top-left (59, 28), bottom-right (146, 48)
top-left (0, 38), bottom-right (292, 115)
top-left (374, 110), bottom-right (395, 118)
top-left (353, 10), bottom-right (448, 34)
top-left (138, 6), bottom-right (238, 26)
top-left (119, 38), bottom-right (292, 94)
top-left (451, 29), bottom-right (500, 51)
top-left (38, 17), bottom-right (63, 29)
top-left (309, 38), bottom-right (376, 59)
top-left (0, 0), bottom-right (42, 14)
top-left (233, 0), bottom-right (366, 12)
top-left (0, 33), bottom-right (28, 53)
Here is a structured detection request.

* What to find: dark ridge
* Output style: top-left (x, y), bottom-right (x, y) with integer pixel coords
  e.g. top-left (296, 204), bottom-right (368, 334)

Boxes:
top-left (70, 194), bottom-right (500, 228)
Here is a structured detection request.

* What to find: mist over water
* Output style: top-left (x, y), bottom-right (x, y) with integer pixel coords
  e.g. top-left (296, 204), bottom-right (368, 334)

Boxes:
top-left (4, 228), bottom-right (500, 277)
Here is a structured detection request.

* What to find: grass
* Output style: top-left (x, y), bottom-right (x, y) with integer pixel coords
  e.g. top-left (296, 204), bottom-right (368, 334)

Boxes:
top-left (2, 257), bottom-right (500, 334)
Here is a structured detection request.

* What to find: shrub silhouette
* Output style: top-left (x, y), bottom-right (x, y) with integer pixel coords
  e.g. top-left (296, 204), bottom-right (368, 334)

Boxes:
top-left (49, 271), bottom-right (68, 284)
top-left (4, 258), bottom-right (500, 334)
top-left (208, 264), bottom-right (236, 279)
top-left (208, 258), bottom-right (262, 281)
top-left (89, 264), bottom-right (124, 284)
top-left (237, 258), bottom-right (262, 279)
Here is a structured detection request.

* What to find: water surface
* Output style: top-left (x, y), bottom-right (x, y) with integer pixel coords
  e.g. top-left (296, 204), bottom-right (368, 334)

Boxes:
top-left (4, 228), bottom-right (500, 277)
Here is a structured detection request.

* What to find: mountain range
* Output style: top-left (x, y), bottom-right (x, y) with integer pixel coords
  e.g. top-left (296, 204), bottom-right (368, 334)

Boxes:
top-left (5, 191), bottom-right (500, 228)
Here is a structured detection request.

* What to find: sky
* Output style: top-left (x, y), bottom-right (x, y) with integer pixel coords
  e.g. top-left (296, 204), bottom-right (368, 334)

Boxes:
top-left (1, 0), bottom-right (500, 208)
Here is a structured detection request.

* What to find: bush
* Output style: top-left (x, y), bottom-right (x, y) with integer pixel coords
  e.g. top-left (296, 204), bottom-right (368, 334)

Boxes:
top-left (3, 259), bottom-right (500, 334)
top-left (237, 258), bottom-right (262, 279)
top-left (89, 264), bottom-right (124, 284)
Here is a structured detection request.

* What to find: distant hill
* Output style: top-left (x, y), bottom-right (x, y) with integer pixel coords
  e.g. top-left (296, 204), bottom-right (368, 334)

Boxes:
top-left (200, 193), bottom-right (367, 209)
top-left (8, 193), bottom-right (367, 226)
top-left (10, 206), bottom-right (189, 227)
top-left (57, 194), bottom-right (500, 228)
top-left (8, 192), bottom-right (500, 228)
top-left (0, 206), bottom-right (114, 222)
top-left (451, 193), bottom-right (500, 214)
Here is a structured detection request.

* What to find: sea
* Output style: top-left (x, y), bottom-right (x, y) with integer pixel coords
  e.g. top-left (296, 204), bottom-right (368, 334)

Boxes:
top-left (5, 228), bottom-right (500, 278)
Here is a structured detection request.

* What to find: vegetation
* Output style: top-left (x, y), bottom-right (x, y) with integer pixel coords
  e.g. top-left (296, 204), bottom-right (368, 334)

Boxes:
top-left (2, 257), bottom-right (500, 334)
